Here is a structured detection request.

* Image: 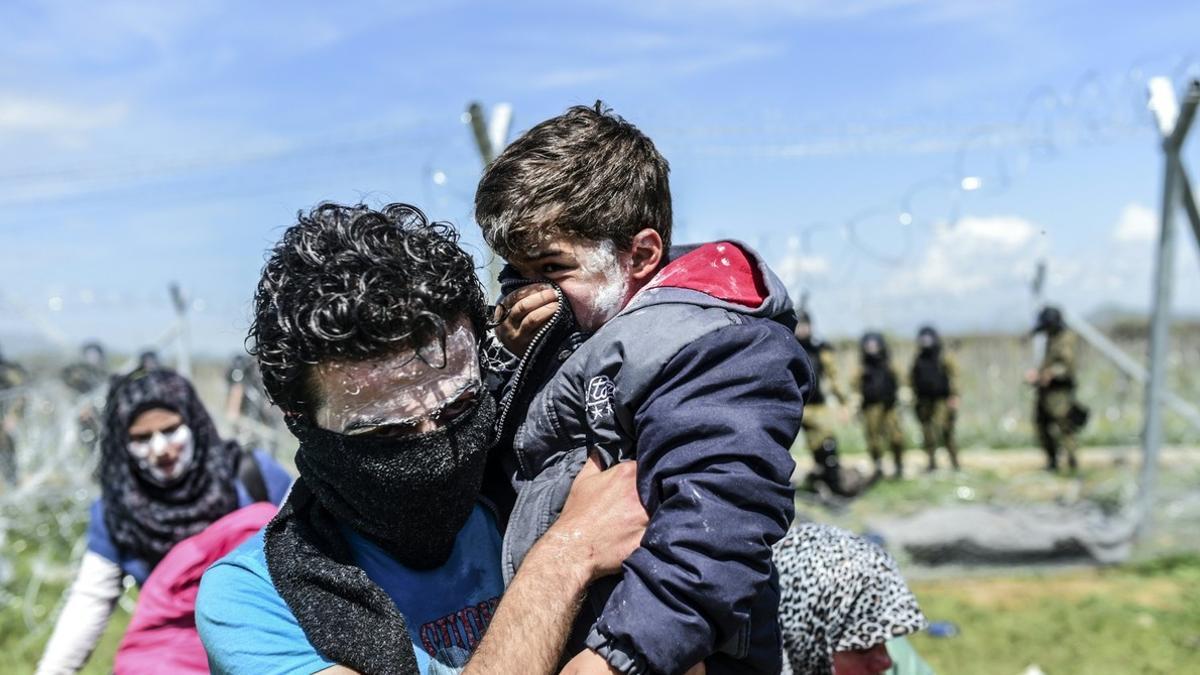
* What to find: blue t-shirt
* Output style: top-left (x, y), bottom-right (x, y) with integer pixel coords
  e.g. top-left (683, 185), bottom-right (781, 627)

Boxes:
top-left (196, 503), bottom-right (504, 675)
top-left (86, 449), bottom-right (293, 585)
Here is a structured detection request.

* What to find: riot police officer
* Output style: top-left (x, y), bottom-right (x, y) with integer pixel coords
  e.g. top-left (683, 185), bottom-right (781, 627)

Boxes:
top-left (910, 325), bottom-right (960, 472)
top-left (793, 310), bottom-right (850, 494)
top-left (1026, 306), bottom-right (1086, 472)
top-left (857, 332), bottom-right (905, 478)
top-left (61, 341), bottom-right (110, 452)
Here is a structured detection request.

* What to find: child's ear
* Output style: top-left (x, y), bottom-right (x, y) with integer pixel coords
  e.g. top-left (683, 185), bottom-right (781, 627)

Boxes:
top-left (627, 228), bottom-right (664, 282)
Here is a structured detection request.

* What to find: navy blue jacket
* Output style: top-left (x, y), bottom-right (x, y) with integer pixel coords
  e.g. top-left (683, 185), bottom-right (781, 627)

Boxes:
top-left (492, 241), bottom-right (811, 675)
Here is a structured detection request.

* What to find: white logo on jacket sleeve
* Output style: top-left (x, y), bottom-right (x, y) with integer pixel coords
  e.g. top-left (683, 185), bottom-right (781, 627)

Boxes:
top-left (585, 375), bottom-right (616, 421)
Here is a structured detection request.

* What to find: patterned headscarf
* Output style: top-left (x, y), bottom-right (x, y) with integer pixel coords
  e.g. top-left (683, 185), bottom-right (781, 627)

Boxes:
top-left (99, 370), bottom-right (240, 567)
top-left (775, 522), bottom-right (927, 675)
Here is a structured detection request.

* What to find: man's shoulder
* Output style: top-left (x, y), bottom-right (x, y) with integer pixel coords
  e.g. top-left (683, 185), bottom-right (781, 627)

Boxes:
top-left (196, 530), bottom-right (335, 675)
top-left (1047, 332), bottom-right (1077, 360)
top-left (196, 531), bottom-right (281, 637)
top-left (208, 529), bottom-right (270, 577)
top-left (199, 529), bottom-right (273, 606)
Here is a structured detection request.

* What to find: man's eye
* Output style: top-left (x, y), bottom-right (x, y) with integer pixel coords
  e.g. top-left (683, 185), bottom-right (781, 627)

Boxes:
top-left (437, 395), bottom-right (477, 423)
top-left (361, 423), bottom-right (418, 438)
top-left (130, 434), bottom-right (150, 443)
top-left (540, 263), bottom-right (567, 275)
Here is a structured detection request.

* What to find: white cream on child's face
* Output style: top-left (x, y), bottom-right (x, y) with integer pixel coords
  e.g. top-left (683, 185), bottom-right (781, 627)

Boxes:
top-left (509, 237), bottom-right (634, 333)
top-left (571, 240), bottom-right (631, 331)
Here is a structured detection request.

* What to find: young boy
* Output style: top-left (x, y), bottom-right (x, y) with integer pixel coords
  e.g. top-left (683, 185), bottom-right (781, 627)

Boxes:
top-left (476, 103), bottom-right (812, 675)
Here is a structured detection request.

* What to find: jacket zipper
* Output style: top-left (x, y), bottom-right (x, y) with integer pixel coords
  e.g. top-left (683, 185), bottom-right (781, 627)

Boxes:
top-left (494, 284), bottom-right (568, 477)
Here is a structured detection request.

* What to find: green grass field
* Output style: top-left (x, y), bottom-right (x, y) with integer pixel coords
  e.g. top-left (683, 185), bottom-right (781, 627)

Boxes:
top-left (0, 611), bottom-right (130, 675)
top-left (788, 443), bottom-right (1200, 674)
top-left (910, 555), bottom-right (1200, 674)
top-left (0, 500), bottom-right (132, 674)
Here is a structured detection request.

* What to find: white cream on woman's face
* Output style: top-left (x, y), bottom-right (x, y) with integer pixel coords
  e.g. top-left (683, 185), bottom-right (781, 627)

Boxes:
top-left (313, 321), bottom-right (482, 437)
top-left (127, 408), bottom-right (195, 485)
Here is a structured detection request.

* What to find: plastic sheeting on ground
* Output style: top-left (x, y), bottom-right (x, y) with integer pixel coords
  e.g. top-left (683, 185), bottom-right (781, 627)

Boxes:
top-left (868, 504), bottom-right (1137, 566)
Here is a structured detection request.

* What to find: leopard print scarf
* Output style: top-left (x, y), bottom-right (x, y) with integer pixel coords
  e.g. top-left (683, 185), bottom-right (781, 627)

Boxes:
top-left (774, 522), bottom-right (927, 674)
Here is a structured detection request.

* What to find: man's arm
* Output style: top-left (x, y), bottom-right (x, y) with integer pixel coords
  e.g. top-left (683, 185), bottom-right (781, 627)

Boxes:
top-left (218, 459), bottom-right (643, 675)
top-left (463, 458), bottom-right (647, 675)
top-left (585, 321), bottom-right (809, 674)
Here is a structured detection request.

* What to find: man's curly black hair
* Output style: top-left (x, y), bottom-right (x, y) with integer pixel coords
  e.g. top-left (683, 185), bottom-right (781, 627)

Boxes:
top-left (248, 202), bottom-right (487, 418)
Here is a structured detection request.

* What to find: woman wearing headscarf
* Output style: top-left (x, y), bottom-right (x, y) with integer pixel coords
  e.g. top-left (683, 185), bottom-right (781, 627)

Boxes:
top-left (775, 522), bottom-right (933, 675)
top-left (36, 369), bottom-right (293, 675)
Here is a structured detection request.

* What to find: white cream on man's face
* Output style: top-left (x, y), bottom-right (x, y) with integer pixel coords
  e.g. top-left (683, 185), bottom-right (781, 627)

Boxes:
top-left (313, 321), bottom-right (482, 436)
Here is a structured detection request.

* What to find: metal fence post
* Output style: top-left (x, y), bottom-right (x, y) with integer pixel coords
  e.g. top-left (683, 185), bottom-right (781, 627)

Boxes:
top-left (168, 282), bottom-right (192, 379)
top-left (1138, 77), bottom-right (1197, 539)
top-left (466, 102), bottom-right (513, 300)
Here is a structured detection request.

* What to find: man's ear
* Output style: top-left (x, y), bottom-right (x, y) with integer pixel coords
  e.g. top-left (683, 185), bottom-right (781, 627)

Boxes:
top-left (627, 228), bottom-right (664, 283)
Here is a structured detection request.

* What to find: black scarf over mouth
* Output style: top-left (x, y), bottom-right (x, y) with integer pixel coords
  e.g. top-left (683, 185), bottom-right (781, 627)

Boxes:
top-left (264, 394), bottom-right (496, 675)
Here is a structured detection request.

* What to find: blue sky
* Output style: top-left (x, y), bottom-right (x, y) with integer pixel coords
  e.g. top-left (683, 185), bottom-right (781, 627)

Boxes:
top-left (2, 0), bottom-right (1200, 356)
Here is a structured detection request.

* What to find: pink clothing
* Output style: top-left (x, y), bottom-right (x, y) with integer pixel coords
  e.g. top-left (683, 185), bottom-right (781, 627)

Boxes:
top-left (114, 502), bottom-right (278, 674)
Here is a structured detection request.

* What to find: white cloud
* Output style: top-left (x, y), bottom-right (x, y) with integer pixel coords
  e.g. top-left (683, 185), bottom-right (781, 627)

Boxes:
top-left (0, 96), bottom-right (127, 135)
top-left (776, 253), bottom-right (831, 280)
top-left (770, 234), bottom-right (834, 294)
top-left (894, 215), bottom-right (1043, 295)
top-left (1112, 202), bottom-right (1157, 243)
top-left (776, 214), bottom-right (1050, 337)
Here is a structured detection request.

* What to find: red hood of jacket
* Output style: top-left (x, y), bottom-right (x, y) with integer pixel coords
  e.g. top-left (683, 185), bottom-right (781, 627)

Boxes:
top-left (640, 241), bottom-right (769, 308)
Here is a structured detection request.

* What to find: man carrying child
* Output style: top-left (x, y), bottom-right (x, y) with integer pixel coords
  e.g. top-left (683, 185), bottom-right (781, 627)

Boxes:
top-left (479, 102), bottom-right (812, 674)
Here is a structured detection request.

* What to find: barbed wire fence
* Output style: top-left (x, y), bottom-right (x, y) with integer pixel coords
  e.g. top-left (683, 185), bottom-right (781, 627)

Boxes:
top-left (0, 282), bottom-right (294, 665)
